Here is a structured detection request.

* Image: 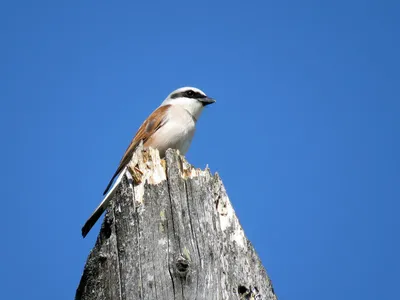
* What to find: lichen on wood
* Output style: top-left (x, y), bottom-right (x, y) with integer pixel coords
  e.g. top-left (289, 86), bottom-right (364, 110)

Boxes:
top-left (76, 147), bottom-right (277, 300)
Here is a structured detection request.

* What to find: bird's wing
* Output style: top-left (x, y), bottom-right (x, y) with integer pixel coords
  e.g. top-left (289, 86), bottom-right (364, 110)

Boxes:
top-left (81, 105), bottom-right (171, 238)
top-left (103, 104), bottom-right (171, 195)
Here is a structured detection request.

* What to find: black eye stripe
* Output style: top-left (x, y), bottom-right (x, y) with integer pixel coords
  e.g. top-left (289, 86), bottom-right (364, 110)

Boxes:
top-left (170, 90), bottom-right (206, 99)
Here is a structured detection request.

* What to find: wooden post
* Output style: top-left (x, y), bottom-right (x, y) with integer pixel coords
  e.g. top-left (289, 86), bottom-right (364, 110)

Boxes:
top-left (76, 148), bottom-right (277, 300)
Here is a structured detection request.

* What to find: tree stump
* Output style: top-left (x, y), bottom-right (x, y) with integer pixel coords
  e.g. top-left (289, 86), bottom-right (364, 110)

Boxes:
top-left (76, 148), bottom-right (277, 300)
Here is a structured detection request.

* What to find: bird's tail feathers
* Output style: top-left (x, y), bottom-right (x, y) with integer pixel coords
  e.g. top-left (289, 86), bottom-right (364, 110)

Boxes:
top-left (103, 171), bottom-right (119, 195)
top-left (82, 167), bottom-right (127, 238)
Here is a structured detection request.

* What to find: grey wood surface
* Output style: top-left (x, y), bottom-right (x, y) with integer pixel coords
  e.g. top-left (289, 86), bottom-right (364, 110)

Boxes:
top-left (76, 148), bottom-right (277, 300)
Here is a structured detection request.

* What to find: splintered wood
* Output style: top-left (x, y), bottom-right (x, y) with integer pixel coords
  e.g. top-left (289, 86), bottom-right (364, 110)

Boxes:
top-left (76, 148), bottom-right (277, 300)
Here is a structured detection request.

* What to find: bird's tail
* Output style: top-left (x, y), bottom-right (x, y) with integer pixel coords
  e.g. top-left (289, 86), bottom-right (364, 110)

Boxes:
top-left (81, 201), bottom-right (108, 238)
top-left (82, 167), bottom-right (127, 238)
top-left (103, 171), bottom-right (119, 195)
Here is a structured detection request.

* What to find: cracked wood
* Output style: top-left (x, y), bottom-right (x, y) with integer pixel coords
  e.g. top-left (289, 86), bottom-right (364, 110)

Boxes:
top-left (76, 148), bottom-right (277, 300)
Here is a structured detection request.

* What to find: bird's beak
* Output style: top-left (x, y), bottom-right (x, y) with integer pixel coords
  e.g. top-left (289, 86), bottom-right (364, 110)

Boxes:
top-left (199, 97), bottom-right (216, 106)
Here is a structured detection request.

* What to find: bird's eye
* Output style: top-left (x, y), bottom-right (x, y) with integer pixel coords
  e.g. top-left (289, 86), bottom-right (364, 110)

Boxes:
top-left (186, 90), bottom-right (194, 97)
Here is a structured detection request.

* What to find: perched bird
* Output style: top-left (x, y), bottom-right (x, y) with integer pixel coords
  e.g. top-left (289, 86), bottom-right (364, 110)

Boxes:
top-left (81, 86), bottom-right (215, 237)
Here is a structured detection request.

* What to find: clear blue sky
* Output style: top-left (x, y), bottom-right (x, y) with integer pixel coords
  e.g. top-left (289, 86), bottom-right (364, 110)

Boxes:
top-left (1, 1), bottom-right (399, 299)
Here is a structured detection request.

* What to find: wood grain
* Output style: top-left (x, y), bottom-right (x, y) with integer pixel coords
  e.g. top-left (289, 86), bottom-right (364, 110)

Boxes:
top-left (76, 148), bottom-right (277, 300)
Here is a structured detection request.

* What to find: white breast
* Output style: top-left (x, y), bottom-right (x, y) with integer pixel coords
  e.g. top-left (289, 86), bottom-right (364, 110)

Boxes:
top-left (150, 105), bottom-right (196, 156)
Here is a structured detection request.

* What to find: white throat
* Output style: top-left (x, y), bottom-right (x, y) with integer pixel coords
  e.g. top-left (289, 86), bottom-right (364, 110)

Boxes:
top-left (162, 97), bottom-right (204, 121)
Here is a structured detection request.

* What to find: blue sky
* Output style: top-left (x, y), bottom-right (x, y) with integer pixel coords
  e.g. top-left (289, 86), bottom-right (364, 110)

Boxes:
top-left (1, 1), bottom-right (399, 299)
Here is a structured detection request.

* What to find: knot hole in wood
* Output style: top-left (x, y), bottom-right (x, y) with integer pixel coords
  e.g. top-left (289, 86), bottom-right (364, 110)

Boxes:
top-left (175, 255), bottom-right (190, 277)
top-left (238, 285), bottom-right (262, 299)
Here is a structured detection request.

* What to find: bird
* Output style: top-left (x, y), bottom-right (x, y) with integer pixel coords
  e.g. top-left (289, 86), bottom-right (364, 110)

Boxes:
top-left (81, 86), bottom-right (216, 237)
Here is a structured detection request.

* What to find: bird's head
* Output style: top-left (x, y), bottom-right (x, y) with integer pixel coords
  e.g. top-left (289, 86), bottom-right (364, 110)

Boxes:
top-left (161, 87), bottom-right (216, 120)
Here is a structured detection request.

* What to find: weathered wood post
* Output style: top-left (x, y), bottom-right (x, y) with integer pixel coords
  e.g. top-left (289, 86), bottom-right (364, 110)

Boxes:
top-left (76, 147), bottom-right (277, 300)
